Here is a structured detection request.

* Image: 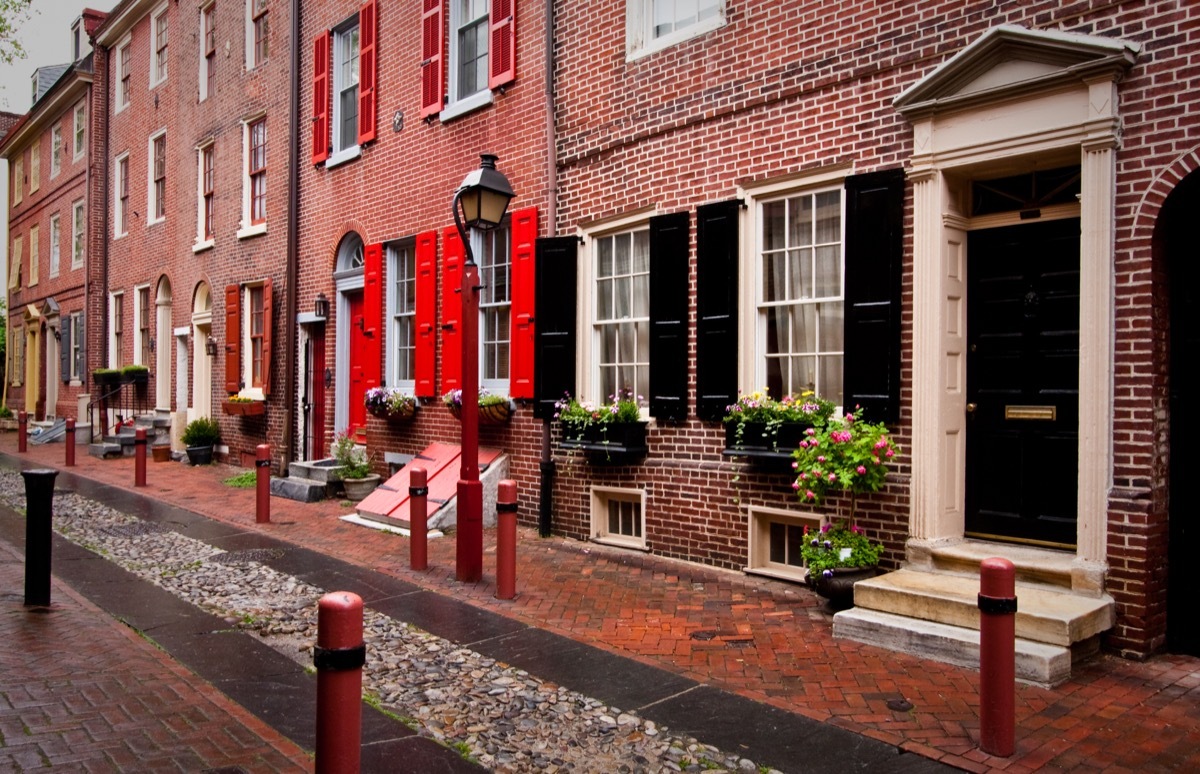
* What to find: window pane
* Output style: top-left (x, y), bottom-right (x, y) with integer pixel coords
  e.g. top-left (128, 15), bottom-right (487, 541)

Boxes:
top-left (614, 276), bottom-right (631, 319)
top-left (600, 325), bottom-right (616, 365)
top-left (618, 322), bottom-right (635, 363)
top-left (790, 195), bottom-right (813, 247)
top-left (814, 245), bottom-right (840, 298)
top-left (608, 500), bottom-right (620, 535)
top-left (820, 355), bottom-right (843, 406)
top-left (792, 355), bottom-right (816, 394)
top-left (785, 524), bottom-right (804, 567)
top-left (817, 301), bottom-right (843, 352)
top-left (632, 230), bottom-right (649, 274)
top-left (614, 233), bottom-right (630, 275)
top-left (815, 191), bottom-right (841, 244)
top-left (632, 274), bottom-right (648, 317)
top-left (769, 521), bottom-right (785, 564)
top-left (789, 248), bottom-right (809, 301)
top-left (763, 251), bottom-right (785, 303)
top-left (597, 237), bottom-right (612, 278)
top-left (792, 304), bottom-right (816, 354)
top-left (597, 278), bottom-right (613, 320)
top-left (763, 200), bottom-right (785, 251)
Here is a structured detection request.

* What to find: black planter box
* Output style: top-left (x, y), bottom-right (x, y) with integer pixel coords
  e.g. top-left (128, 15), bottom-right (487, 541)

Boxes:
top-left (560, 422), bottom-right (648, 459)
top-left (723, 421), bottom-right (814, 456)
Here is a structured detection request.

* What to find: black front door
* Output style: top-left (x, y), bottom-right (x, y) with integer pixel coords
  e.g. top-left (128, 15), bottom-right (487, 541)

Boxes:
top-left (965, 219), bottom-right (1080, 548)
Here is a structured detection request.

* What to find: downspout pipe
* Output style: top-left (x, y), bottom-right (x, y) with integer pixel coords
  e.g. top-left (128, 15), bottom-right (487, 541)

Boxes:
top-left (538, 0), bottom-right (557, 538)
top-left (282, 0), bottom-right (301, 472)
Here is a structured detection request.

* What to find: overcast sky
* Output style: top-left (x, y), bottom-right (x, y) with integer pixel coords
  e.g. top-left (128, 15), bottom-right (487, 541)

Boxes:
top-left (1, 0), bottom-right (120, 113)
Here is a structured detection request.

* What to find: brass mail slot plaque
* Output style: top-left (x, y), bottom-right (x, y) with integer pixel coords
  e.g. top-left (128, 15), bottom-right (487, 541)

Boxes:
top-left (1005, 405), bottom-right (1056, 421)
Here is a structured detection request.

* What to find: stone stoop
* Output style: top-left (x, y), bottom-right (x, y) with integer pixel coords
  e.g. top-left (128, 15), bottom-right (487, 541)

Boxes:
top-left (271, 459), bottom-right (346, 503)
top-left (832, 543), bottom-right (1115, 687)
top-left (89, 413), bottom-right (164, 459)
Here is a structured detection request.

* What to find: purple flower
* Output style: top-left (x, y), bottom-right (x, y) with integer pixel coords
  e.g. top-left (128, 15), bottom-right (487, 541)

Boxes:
top-left (822, 569), bottom-right (833, 578)
top-left (824, 540), bottom-right (832, 549)
top-left (811, 539), bottom-right (819, 547)
top-left (820, 523), bottom-right (830, 533)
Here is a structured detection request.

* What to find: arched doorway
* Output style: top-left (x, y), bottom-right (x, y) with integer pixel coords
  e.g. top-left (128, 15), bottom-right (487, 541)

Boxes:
top-left (156, 277), bottom-right (173, 410)
top-left (191, 282), bottom-right (213, 421)
top-left (1162, 168), bottom-right (1200, 656)
top-left (334, 232), bottom-right (367, 439)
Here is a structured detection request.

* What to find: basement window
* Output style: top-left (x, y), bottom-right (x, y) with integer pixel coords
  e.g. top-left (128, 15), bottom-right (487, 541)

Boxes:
top-left (590, 486), bottom-right (647, 551)
top-left (746, 506), bottom-right (822, 584)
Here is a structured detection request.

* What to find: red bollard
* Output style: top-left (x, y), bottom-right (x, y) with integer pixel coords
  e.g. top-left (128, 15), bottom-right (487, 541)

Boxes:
top-left (65, 418), bottom-right (75, 467)
top-left (17, 411), bottom-right (27, 453)
top-left (409, 466), bottom-right (428, 571)
top-left (134, 428), bottom-right (147, 487)
top-left (255, 444), bottom-right (271, 524)
top-left (315, 591), bottom-right (364, 774)
top-left (979, 557), bottom-right (1017, 757)
top-left (496, 479), bottom-right (517, 600)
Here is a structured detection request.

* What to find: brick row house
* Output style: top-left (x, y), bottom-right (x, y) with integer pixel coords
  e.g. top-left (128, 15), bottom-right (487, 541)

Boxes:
top-left (5, 0), bottom-right (1199, 674)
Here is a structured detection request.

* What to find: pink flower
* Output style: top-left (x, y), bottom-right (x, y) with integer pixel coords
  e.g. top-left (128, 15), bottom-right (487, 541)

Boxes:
top-left (791, 461), bottom-right (799, 469)
top-left (885, 449), bottom-right (894, 458)
top-left (805, 490), bottom-right (816, 501)
top-left (799, 440), bottom-right (809, 448)
top-left (857, 465), bottom-right (867, 475)
top-left (805, 427), bottom-right (816, 436)
top-left (792, 481), bottom-right (800, 490)
top-left (800, 472), bottom-right (808, 480)
top-left (817, 456), bottom-right (826, 463)
top-left (828, 473), bottom-right (837, 482)
top-left (820, 523), bottom-right (830, 533)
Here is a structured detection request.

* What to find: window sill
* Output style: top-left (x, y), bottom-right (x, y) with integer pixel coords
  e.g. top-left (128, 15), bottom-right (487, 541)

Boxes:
top-left (192, 239), bottom-right (215, 254)
top-left (591, 535), bottom-right (649, 553)
top-left (627, 15), bottom-right (725, 62)
top-left (745, 565), bottom-right (809, 585)
top-left (324, 146), bottom-right (362, 169)
top-left (439, 90), bottom-right (493, 122)
top-left (147, 216), bottom-right (165, 227)
top-left (236, 223), bottom-right (267, 240)
top-left (113, 230), bottom-right (127, 241)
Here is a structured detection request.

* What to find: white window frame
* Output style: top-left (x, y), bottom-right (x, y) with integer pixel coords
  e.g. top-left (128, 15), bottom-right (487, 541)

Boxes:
top-left (72, 198), bottom-right (86, 268)
top-left (194, 140), bottom-right (215, 251)
top-left (147, 129), bottom-right (166, 225)
top-left (114, 152), bottom-right (129, 239)
top-left (738, 168), bottom-right (848, 407)
top-left (590, 486), bottom-right (647, 551)
top-left (27, 223), bottom-right (38, 287)
top-left (245, 0), bottom-right (268, 69)
top-left (443, 0), bottom-right (493, 120)
top-left (239, 281), bottom-right (267, 400)
top-left (386, 240), bottom-right (417, 390)
top-left (476, 224), bottom-right (511, 394)
top-left (237, 113), bottom-right (268, 239)
top-left (150, 3), bottom-right (169, 87)
top-left (577, 211), bottom-right (652, 415)
top-left (68, 311), bottom-right (84, 382)
top-left (134, 283), bottom-right (152, 366)
top-left (29, 143), bottom-right (39, 193)
top-left (109, 291), bottom-right (125, 367)
top-left (745, 506), bottom-right (823, 584)
top-left (199, 1), bottom-right (216, 102)
top-left (626, 0), bottom-right (725, 61)
top-left (49, 213), bottom-right (61, 278)
top-left (327, 15), bottom-right (361, 167)
top-left (50, 125), bottom-right (62, 178)
top-left (73, 101), bottom-right (87, 162)
top-left (115, 36), bottom-right (132, 113)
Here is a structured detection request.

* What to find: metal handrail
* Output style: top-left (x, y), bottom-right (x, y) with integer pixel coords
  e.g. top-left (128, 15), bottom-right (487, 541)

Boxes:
top-left (85, 381), bottom-right (154, 442)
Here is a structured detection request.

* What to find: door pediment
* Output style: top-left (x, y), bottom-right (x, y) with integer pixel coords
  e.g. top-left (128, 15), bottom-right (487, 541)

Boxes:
top-left (895, 24), bottom-right (1139, 119)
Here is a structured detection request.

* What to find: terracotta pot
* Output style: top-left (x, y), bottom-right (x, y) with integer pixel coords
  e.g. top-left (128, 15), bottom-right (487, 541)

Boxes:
top-left (151, 444), bottom-right (171, 462)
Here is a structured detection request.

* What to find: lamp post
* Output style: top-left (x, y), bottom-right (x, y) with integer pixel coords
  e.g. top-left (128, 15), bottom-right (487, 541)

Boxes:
top-left (452, 154), bottom-right (515, 582)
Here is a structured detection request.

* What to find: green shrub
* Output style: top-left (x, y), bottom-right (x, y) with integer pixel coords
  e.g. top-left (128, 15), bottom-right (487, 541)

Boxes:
top-left (181, 417), bottom-right (222, 447)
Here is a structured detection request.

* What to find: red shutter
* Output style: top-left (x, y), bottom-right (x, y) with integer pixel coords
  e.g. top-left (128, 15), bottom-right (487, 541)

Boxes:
top-left (419, 0), bottom-right (443, 119)
top-left (509, 206), bottom-right (537, 398)
top-left (488, 0), bottom-right (515, 90)
top-left (224, 284), bottom-right (241, 394)
top-left (261, 278), bottom-right (274, 395)
top-left (414, 230), bottom-right (438, 397)
top-left (439, 225), bottom-right (464, 394)
top-left (357, 0), bottom-right (377, 145)
top-left (312, 31), bottom-right (330, 164)
top-left (363, 242), bottom-right (383, 391)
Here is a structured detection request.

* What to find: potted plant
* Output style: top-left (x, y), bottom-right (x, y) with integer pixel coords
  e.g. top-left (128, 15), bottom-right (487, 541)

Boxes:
top-left (365, 386), bottom-right (418, 421)
top-left (0, 405), bottom-right (15, 431)
top-left (555, 389), bottom-right (648, 457)
top-left (222, 395), bottom-right (266, 416)
top-left (723, 389), bottom-right (836, 457)
top-left (92, 367), bottom-right (122, 388)
top-left (442, 388), bottom-right (515, 424)
top-left (181, 416), bottom-right (221, 465)
top-left (120, 364), bottom-right (150, 385)
top-left (800, 520), bottom-right (885, 610)
top-left (332, 429), bottom-right (380, 501)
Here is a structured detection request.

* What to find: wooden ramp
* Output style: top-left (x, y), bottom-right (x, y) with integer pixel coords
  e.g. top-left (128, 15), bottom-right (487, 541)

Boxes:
top-left (356, 443), bottom-right (501, 527)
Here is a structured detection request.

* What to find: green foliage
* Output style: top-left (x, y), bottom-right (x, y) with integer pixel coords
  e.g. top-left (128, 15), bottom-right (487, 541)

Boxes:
top-left (0, 405), bottom-right (11, 419)
top-left (442, 388), bottom-right (511, 409)
top-left (365, 386), bottom-right (418, 415)
top-left (553, 389), bottom-right (644, 432)
top-left (0, 0), bottom-right (35, 67)
top-left (791, 408), bottom-right (899, 504)
top-left (332, 429), bottom-right (372, 479)
top-left (181, 416), bottom-right (221, 447)
top-left (93, 368), bottom-right (120, 376)
top-left (800, 520), bottom-right (884, 573)
top-left (120, 364), bottom-right (149, 375)
top-left (222, 471), bottom-right (257, 488)
top-left (724, 388), bottom-right (836, 451)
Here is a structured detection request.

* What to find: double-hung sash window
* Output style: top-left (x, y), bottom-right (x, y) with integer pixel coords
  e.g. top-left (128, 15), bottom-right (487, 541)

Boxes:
top-left (594, 229), bottom-right (650, 404)
top-left (73, 102), bottom-right (86, 161)
top-left (249, 0), bottom-right (268, 67)
top-left (201, 3), bottom-right (216, 100)
top-left (12, 157), bottom-right (21, 204)
top-left (628, 0), bottom-right (724, 58)
top-left (29, 145), bottom-right (38, 192)
top-left (28, 224), bottom-right (38, 286)
top-left (388, 243), bottom-right (417, 387)
top-left (9, 235), bottom-right (21, 290)
top-left (115, 154), bottom-right (129, 237)
top-left (478, 225), bottom-right (511, 387)
top-left (49, 214), bottom-right (60, 277)
top-left (248, 118), bottom-right (267, 224)
top-left (202, 144), bottom-right (215, 240)
top-left (111, 293), bottom-right (124, 367)
top-left (152, 6), bottom-right (169, 85)
top-left (117, 40), bottom-right (131, 109)
top-left (312, 1), bottom-right (376, 164)
top-left (50, 127), bottom-right (62, 178)
top-left (72, 199), bottom-right (85, 268)
top-left (758, 188), bottom-right (844, 405)
top-left (69, 312), bottom-right (84, 381)
top-left (249, 285), bottom-right (265, 387)
top-left (333, 20), bottom-right (360, 156)
top-left (137, 286), bottom-right (152, 366)
top-left (150, 133), bottom-right (167, 222)
top-left (451, 0), bottom-right (488, 103)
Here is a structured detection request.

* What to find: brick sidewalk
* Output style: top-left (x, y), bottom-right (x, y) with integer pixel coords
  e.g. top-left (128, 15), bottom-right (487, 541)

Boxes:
top-left (0, 535), bottom-right (310, 772)
top-left (4, 434), bottom-right (1200, 773)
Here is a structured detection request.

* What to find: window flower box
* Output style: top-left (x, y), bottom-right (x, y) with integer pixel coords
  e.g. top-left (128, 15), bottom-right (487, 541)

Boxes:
top-left (443, 389), bottom-right (515, 425)
top-left (365, 387), bottom-right (418, 422)
top-left (223, 399), bottom-right (266, 416)
top-left (560, 421), bottom-right (649, 458)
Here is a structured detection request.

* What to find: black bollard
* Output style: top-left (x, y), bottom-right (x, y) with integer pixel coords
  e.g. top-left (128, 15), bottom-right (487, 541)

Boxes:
top-left (21, 469), bottom-right (59, 607)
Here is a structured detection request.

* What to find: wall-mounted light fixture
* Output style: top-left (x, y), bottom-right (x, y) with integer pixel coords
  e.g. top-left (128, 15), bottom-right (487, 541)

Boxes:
top-left (205, 338), bottom-right (218, 357)
top-left (314, 293), bottom-right (329, 320)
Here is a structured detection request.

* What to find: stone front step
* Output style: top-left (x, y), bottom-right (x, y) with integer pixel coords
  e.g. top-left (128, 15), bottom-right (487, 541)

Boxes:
top-left (832, 607), bottom-right (1074, 686)
top-left (851, 568), bottom-right (1114, 647)
top-left (88, 442), bottom-right (123, 459)
top-left (270, 477), bottom-right (329, 503)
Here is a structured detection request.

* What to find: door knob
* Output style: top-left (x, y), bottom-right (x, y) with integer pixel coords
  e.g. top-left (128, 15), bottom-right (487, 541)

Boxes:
top-left (966, 402), bottom-right (978, 414)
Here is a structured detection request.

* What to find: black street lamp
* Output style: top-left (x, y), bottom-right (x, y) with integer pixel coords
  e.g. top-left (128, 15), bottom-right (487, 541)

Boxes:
top-left (452, 154), bottom-right (515, 582)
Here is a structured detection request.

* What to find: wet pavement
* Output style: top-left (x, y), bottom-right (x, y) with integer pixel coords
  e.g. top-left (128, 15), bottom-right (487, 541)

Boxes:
top-left (2, 434), bottom-right (1199, 772)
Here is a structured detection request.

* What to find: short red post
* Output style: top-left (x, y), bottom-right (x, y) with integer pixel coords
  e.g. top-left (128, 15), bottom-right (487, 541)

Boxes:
top-left (409, 466), bottom-right (428, 571)
top-left (17, 411), bottom-right (27, 453)
top-left (134, 428), bottom-right (147, 487)
top-left (315, 591), bottom-right (364, 774)
top-left (496, 479), bottom-right (517, 600)
top-left (979, 557), bottom-right (1017, 757)
top-left (65, 418), bottom-right (76, 467)
top-left (255, 444), bottom-right (271, 524)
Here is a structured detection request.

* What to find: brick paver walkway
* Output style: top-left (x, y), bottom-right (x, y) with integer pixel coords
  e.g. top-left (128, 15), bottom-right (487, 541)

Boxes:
top-left (0, 533), bottom-right (309, 772)
top-left (4, 433), bottom-right (1199, 773)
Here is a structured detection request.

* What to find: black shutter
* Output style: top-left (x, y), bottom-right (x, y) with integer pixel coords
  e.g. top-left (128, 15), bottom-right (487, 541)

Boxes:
top-left (695, 199), bottom-right (740, 421)
top-left (60, 317), bottom-right (72, 382)
top-left (76, 315), bottom-right (85, 382)
top-left (648, 211), bottom-right (690, 421)
top-left (844, 168), bottom-right (905, 424)
top-left (533, 236), bottom-right (579, 419)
